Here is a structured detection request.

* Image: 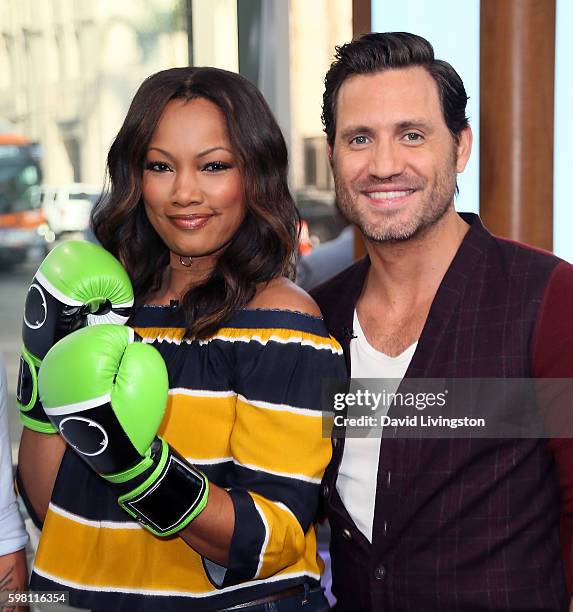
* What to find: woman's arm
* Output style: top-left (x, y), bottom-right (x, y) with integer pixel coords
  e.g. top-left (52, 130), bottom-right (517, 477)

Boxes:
top-left (176, 279), bottom-right (334, 573)
top-left (178, 484), bottom-right (235, 565)
top-left (17, 430), bottom-right (66, 525)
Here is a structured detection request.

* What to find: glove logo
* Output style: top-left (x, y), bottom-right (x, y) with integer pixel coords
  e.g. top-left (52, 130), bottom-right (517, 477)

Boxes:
top-left (59, 417), bottom-right (109, 456)
top-left (23, 283), bottom-right (48, 329)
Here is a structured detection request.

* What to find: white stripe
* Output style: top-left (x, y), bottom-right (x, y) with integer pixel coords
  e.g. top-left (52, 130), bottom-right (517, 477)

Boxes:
top-left (49, 503), bottom-right (140, 529)
top-left (44, 393), bottom-right (111, 416)
top-left (184, 456), bottom-right (233, 466)
top-left (140, 332), bottom-right (341, 354)
top-left (32, 566), bottom-right (320, 598)
top-left (36, 270), bottom-right (134, 309)
top-left (169, 388), bottom-right (236, 399)
top-left (36, 270), bottom-right (83, 306)
top-left (252, 500), bottom-right (270, 579)
top-left (200, 333), bottom-right (342, 354)
top-left (140, 335), bottom-right (188, 346)
top-left (273, 501), bottom-right (297, 522)
top-left (237, 394), bottom-right (322, 418)
top-left (233, 459), bottom-right (322, 485)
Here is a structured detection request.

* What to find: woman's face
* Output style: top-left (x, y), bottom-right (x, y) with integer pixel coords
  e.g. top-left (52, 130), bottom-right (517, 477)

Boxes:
top-left (142, 97), bottom-right (245, 260)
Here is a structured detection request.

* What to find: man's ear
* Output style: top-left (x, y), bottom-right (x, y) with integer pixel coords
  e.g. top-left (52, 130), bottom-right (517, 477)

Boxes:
top-left (327, 143), bottom-right (333, 167)
top-left (455, 126), bottom-right (472, 173)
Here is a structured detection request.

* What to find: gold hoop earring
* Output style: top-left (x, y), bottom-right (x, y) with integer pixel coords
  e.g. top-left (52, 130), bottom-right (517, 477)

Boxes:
top-left (179, 255), bottom-right (193, 267)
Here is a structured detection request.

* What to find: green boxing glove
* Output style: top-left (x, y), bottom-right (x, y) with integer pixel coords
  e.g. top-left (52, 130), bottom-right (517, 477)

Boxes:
top-left (38, 324), bottom-right (209, 537)
top-left (17, 240), bottom-right (134, 433)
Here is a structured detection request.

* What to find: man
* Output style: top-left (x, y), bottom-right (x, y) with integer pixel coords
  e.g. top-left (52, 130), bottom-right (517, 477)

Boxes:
top-left (312, 32), bottom-right (573, 611)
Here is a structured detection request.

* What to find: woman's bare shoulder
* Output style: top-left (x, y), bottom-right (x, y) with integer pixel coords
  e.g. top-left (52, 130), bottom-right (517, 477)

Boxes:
top-left (246, 277), bottom-right (322, 317)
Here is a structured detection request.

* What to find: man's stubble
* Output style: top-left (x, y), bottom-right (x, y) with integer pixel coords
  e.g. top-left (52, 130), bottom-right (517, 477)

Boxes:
top-left (333, 147), bottom-right (458, 244)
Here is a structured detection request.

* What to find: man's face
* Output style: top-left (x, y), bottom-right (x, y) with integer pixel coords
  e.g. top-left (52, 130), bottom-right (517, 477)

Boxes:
top-left (330, 67), bottom-right (471, 243)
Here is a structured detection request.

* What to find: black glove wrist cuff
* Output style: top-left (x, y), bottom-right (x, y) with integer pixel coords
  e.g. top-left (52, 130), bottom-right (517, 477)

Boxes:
top-left (118, 439), bottom-right (209, 537)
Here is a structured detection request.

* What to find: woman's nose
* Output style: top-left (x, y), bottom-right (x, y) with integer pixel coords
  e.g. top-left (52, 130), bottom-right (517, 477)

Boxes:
top-left (172, 171), bottom-right (204, 207)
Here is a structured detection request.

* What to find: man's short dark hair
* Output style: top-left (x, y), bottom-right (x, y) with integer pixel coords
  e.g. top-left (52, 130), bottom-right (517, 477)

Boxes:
top-left (322, 32), bottom-right (469, 147)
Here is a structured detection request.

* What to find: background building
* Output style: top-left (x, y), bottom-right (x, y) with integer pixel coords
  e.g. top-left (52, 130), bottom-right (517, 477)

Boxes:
top-left (0, 0), bottom-right (188, 186)
top-left (0, 0), bottom-right (351, 218)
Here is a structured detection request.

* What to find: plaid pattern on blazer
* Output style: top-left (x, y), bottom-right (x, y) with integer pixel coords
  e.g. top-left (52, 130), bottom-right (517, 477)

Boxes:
top-left (312, 213), bottom-right (573, 611)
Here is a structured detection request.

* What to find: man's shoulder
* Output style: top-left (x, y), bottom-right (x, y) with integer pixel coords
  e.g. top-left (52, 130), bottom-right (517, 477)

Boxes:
top-left (486, 233), bottom-right (568, 287)
top-left (492, 234), bottom-right (563, 267)
top-left (310, 257), bottom-right (368, 308)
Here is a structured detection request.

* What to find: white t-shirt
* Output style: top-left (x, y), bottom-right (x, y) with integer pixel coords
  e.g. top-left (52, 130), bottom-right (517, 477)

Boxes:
top-left (335, 310), bottom-right (416, 542)
top-left (0, 353), bottom-right (28, 555)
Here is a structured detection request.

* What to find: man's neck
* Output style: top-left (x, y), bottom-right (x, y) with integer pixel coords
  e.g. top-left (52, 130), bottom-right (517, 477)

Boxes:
top-left (354, 208), bottom-right (469, 356)
top-left (362, 208), bottom-right (469, 312)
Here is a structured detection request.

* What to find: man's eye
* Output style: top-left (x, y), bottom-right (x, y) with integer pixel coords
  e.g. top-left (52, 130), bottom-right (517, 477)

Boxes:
top-left (350, 135), bottom-right (369, 145)
top-left (404, 133), bottom-right (423, 142)
top-left (145, 161), bottom-right (171, 172)
top-left (203, 161), bottom-right (230, 172)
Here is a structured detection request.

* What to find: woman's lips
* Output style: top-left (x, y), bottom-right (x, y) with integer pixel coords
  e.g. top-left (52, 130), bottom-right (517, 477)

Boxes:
top-left (168, 215), bottom-right (213, 230)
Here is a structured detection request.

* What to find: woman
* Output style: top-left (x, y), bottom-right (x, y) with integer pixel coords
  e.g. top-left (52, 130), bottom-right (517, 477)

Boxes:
top-left (18, 67), bottom-right (345, 610)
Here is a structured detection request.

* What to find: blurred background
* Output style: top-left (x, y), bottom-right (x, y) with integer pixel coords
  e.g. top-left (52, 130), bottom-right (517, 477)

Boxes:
top-left (0, 0), bottom-right (572, 608)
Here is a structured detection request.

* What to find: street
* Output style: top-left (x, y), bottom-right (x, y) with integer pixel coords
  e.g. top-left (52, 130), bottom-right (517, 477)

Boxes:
top-left (0, 257), bottom-right (82, 611)
top-left (0, 257), bottom-right (37, 460)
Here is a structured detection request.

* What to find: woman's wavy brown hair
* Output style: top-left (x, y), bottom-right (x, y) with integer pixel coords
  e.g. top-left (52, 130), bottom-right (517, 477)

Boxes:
top-left (91, 67), bottom-right (299, 338)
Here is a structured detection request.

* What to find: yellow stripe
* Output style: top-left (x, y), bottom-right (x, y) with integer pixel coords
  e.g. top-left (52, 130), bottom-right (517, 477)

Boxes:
top-left (232, 398), bottom-right (331, 480)
top-left (34, 505), bottom-right (322, 593)
top-left (134, 325), bottom-right (342, 353)
top-left (159, 394), bottom-right (235, 459)
top-left (34, 506), bottom-right (214, 593)
top-left (250, 493), bottom-right (322, 579)
top-left (211, 327), bottom-right (342, 352)
top-left (133, 326), bottom-right (186, 343)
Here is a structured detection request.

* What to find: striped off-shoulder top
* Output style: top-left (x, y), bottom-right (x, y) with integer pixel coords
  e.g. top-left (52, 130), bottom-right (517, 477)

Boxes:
top-left (30, 306), bottom-right (345, 611)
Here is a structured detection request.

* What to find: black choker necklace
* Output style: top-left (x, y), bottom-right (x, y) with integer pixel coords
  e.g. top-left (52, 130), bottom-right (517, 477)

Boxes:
top-left (176, 235), bottom-right (235, 269)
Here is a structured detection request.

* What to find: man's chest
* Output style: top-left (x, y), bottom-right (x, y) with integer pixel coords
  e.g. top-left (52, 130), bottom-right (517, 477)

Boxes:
top-left (357, 304), bottom-right (430, 357)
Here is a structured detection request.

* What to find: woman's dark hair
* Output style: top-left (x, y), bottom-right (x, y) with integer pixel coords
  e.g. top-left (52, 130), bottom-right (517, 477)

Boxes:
top-left (322, 32), bottom-right (469, 147)
top-left (92, 67), bottom-right (299, 339)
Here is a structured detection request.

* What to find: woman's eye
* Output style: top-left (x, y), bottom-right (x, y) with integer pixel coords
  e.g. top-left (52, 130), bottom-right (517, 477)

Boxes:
top-left (145, 161), bottom-right (171, 172)
top-left (203, 161), bottom-right (230, 172)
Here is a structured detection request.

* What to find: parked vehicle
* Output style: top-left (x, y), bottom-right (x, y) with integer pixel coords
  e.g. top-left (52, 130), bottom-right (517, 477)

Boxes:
top-left (295, 190), bottom-right (348, 247)
top-left (0, 130), bottom-right (50, 268)
top-left (41, 183), bottom-right (101, 238)
top-left (296, 225), bottom-right (354, 290)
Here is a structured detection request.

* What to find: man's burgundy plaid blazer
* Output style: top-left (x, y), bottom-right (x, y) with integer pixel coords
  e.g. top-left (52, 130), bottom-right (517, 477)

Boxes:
top-left (312, 213), bottom-right (573, 611)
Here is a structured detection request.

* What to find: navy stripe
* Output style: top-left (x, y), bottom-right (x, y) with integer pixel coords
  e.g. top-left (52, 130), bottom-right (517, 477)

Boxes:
top-left (52, 450), bottom-right (238, 523)
top-left (228, 464), bottom-right (320, 532)
top-left (233, 341), bottom-right (346, 411)
top-left (151, 340), bottom-right (234, 392)
top-left (226, 489), bottom-right (265, 583)
top-left (130, 304), bottom-right (186, 328)
top-left (225, 309), bottom-right (328, 335)
top-left (144, 332), bottom-right (344, 408)
top-left (30, 571), bottom-right (318, 612)
top-left (51, 449), bottom-right (127, 522)
top-left (53, 452), bottom-right (319, 533)
top-left (131, 306), bottom-right (330, 337)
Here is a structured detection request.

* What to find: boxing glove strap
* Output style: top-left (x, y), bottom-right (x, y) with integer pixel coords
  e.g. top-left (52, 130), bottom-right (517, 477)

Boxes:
top-left (17, 348), bottom-right (58, 434)
top-left (118, 439), bottom-right (209, 537)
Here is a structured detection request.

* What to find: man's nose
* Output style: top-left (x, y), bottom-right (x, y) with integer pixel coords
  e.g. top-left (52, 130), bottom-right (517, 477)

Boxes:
top-left (172, 170), bottom-right (204, 206)
top-left (368, 140), bottom-right (405, 180)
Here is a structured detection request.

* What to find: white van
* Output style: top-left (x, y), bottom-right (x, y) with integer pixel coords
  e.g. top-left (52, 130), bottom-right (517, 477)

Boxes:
top-left (40, 184), bottom-right (101, 237)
